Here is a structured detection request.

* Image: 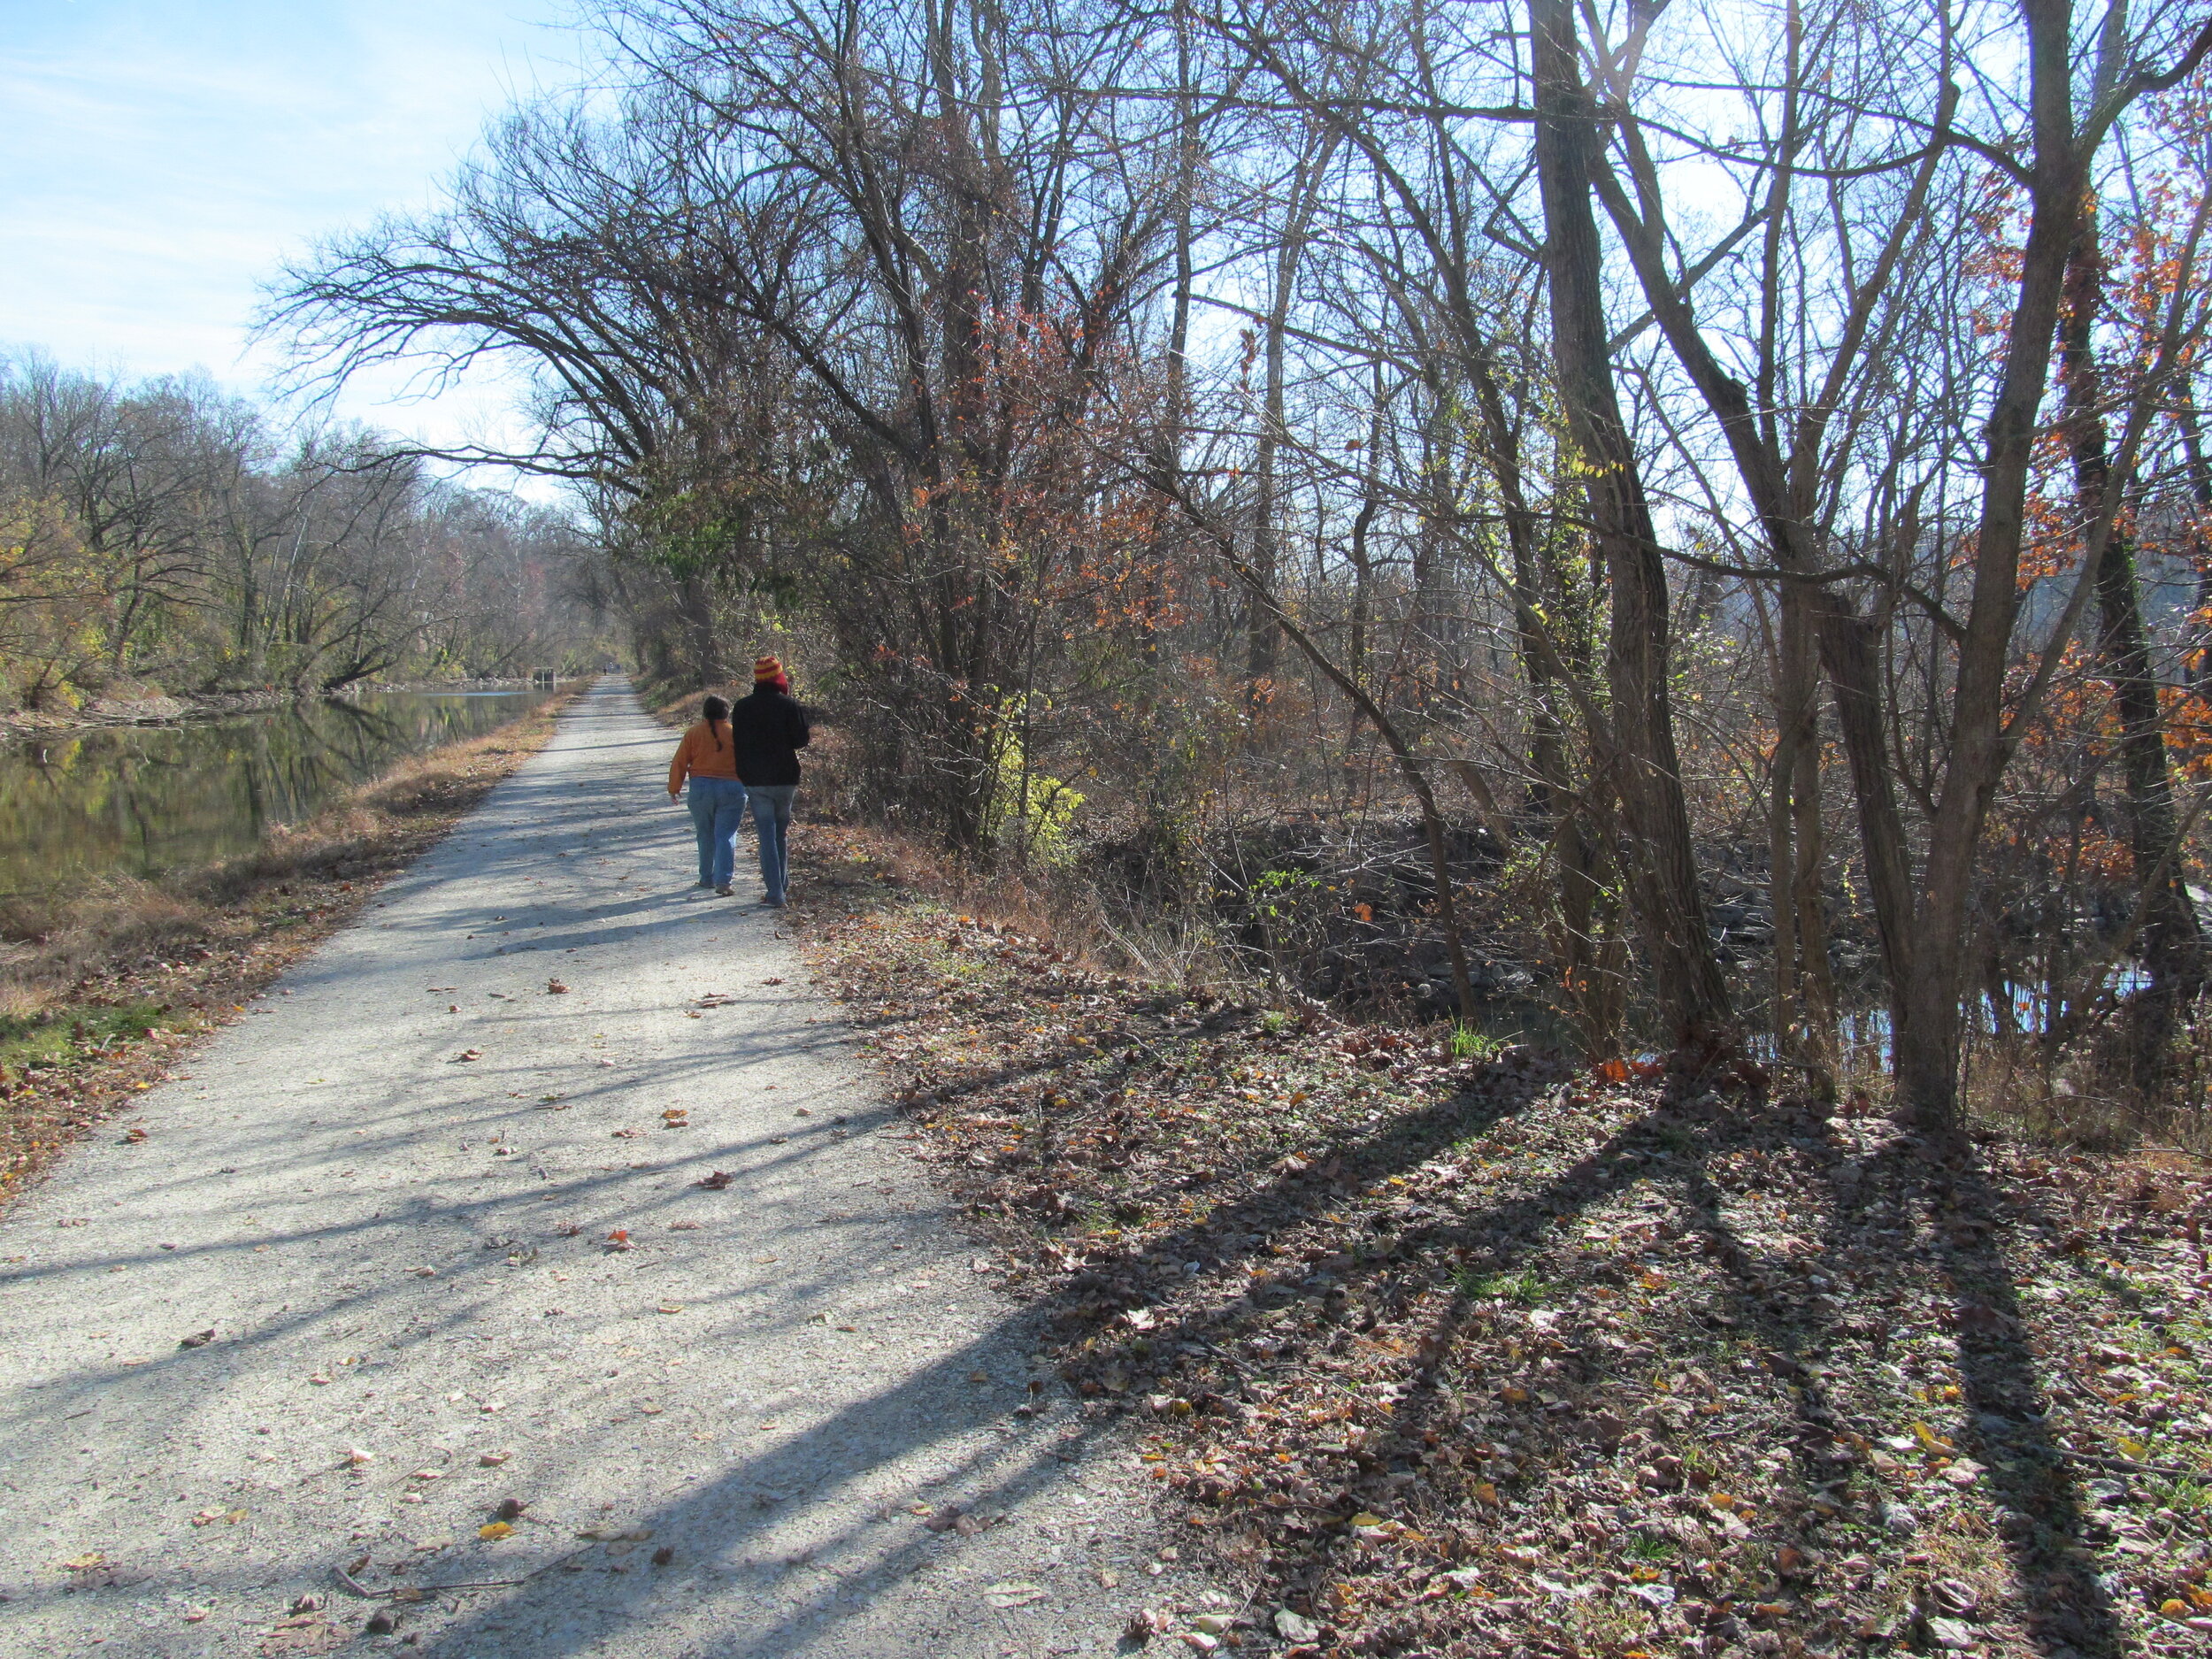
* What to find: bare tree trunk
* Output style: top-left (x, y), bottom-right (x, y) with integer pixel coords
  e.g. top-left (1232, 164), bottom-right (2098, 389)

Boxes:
top-left (1249, 127), bottom-right (1338, 683)
top-left (1888, 0), bottom-right (2096, 1132)
top-left (1530, 0), bottom-right (1730, 1051)
top-left (1465, 345), bottom-right (1619, 1052)
top-left (1161, 0), bottom-right (1197, 470)
top-left (677, 572), bottom-right (722, 684)
top-left (2061, 204), bottom-right (2206, 1084)
top-left (1770, 585), bottom-right (1838, 1092)
top-left (2175, 400), bottom-right (2212, 701)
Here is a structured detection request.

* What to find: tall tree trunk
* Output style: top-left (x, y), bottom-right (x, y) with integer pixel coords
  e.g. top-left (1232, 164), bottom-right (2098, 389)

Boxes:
top-left (2061, 204), bottom-right (2206, 1083)
top-left (1890, 0), bottom-right (2093, 1132)
top-left (1466, 346), bottom-right (1618, 1052)
top-left (1770, 585), bottom-right (1838, 1092)
top-left (1249, 127), bottom-right (1338, 683)
top-left (1529, 0), bottom-right (1731, 1050)
top-left (926, 0), bottom-right (1002, 851)
top-left (678, 572), bottom-right (721, 684)
top-left (2176, 400), bottom-right (2212, 701)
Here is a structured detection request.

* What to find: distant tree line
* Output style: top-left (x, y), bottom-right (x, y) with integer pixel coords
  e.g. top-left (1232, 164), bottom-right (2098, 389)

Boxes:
top-left (0, 357), bottom-right (601, 710)
top-left (268, 0), bottom-right (2212, 1135)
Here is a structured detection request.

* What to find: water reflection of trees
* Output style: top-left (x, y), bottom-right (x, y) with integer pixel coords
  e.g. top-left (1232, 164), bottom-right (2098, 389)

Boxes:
top-left (0, 694), bottom-right (541, 896)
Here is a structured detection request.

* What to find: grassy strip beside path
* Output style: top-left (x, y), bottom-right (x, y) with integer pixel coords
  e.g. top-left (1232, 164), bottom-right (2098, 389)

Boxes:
top-left (794, 821), bottom-right (2212, 1659)
top-left (0, 686), bottom-right (581, 1205)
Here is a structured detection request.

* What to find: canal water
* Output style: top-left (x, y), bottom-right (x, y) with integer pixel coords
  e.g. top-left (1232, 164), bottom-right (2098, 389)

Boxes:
top-left (0, 689), bottom-right (557, 898)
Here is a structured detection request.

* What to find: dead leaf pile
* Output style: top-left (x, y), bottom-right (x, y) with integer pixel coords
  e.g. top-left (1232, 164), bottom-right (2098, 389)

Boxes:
top-left (795, 823), bottom-right (2212, 1659)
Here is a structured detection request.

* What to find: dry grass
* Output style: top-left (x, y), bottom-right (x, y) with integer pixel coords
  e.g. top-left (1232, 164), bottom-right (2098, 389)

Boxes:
top-left (0, 687), bottom-right (581, 1203)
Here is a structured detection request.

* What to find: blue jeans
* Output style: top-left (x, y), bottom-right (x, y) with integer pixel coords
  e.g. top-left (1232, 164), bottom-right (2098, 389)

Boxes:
top-left (745, 785), bottom-right (797, 902)
top-left (687, 776), bottom-right (747, 888)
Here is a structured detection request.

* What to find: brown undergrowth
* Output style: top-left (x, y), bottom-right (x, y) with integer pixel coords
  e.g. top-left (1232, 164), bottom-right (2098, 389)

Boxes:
top-left (792, 819), bottom-right (2212, 1659)
top-left (0, 687), bottom-right (580, 1205)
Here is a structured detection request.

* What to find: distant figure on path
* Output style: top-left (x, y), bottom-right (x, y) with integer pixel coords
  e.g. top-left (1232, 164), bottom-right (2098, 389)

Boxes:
top-left (667, 694), bottom-right (747, 895)
top-left (728, 656), bottom-right (811, 907)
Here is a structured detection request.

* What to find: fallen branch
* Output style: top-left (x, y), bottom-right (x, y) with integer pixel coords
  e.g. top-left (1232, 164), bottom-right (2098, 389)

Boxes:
top-left (333, 1546), bottom-right (592, 1601)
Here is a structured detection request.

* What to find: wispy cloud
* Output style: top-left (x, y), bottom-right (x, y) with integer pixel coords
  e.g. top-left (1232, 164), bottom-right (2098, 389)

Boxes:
top-left (0, 0), bottom-right (581, 471)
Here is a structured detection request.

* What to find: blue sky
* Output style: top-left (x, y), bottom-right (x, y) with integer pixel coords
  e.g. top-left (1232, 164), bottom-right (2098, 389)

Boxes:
top-left (0, 0), bottom-right (585, 465)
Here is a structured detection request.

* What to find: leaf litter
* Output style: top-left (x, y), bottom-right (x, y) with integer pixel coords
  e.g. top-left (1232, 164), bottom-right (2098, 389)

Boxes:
top-left (795, 825), bottom-right (2212, 1658)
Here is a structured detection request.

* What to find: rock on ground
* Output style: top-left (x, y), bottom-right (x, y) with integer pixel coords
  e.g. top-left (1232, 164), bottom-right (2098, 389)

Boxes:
top-left (0, 679), bottom-right (1174, 1658)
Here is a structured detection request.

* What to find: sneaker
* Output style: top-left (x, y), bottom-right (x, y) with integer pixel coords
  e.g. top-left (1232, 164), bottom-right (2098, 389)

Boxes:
top-left (715, 885), bottom-right (733, 897)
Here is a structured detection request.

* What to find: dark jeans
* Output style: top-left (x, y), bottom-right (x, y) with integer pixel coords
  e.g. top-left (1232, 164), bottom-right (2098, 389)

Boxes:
top-left (745, 784), bottom-right (797, 902)
top-left (687, 776), bottom-right (747, 888)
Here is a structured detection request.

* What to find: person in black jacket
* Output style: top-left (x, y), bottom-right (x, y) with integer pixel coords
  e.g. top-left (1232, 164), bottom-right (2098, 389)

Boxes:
top-left (728, 656), bottom-right (811, 905)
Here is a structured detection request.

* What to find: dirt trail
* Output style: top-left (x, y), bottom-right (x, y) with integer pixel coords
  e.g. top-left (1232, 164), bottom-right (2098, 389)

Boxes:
top-left (0, 679), bottom-right (1173, 1658)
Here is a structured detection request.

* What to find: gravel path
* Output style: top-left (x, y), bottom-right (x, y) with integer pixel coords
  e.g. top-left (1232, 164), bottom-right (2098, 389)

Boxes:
top-left (0, 680), bottom-right (1179, 1658)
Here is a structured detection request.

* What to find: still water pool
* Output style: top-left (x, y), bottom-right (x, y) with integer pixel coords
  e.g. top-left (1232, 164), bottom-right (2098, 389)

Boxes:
top-left (0, 690), bottom-right (556, 897)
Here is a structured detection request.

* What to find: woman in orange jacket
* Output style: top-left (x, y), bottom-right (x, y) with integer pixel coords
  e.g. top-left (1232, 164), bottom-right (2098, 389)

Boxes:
top-left (667, 695), bottom-right (748, 895)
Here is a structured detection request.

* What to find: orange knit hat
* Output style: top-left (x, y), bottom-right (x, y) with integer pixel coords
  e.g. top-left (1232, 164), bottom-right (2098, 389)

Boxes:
top-left (753, 655), bottom-right (784, 684)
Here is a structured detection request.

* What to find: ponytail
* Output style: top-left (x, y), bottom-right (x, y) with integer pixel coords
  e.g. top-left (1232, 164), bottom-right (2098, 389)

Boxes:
top-left (702, 694), bottom-right (731, 750)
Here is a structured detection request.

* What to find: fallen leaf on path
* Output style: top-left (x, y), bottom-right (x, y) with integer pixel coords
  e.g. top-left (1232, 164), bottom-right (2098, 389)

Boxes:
top-left (983, 1580), bottom-right (1047, 1608)
top-left (412, 1266), bottom-right (437, 1278)
top-left (342, 1448), bottom-right (373, 1468)
top-left (657, 1302), bottom-right (683, 1314)
top-left (479, 1521), bottom-right (514, 1540)
top-left (408, 1469), bottom-right (443, 1481)
top-left (308, 1373), bottom-right (332, 1386)
top-left (662, 1109), bottom-right (689, 1126)
top-left (639, 1402), bottom-right (664, 1415)
top-left (451, 1050), bottom-right (482, 1063)
top-left (668, 1220), bottom-right (703, 1230)
top-left (604, 1230), bottom-right (633, 1251)
top-left (547, 980), bottom-right (569, 994)
top-left (258, 1616), bottom-right (344, 1656)
top-left (574, 1526), bottom-right (653, 1541)
top-left (61, 1552), bottom-right (108, 1572)
top-left (762, 977), bottom-right (784, 986)
top-left (478, 1451), bottom-right (511, 1467)
top-left (696, 1171), bottom-right (735, 1189)
top-left (492, 1498), bottom-right (527, 1521)
top-left (178, 1328), bottom-right (215, 1348)
top-left (122, 1126), bottom-right (148, 1144)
